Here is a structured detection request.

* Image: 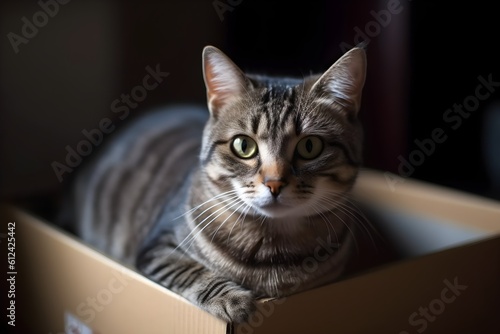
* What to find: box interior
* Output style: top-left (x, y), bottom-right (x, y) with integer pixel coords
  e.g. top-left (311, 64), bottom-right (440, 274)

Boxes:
top-left (3, 169), bottom-right (499, 334)
top-left (369, 204), bottom-right (492, 257)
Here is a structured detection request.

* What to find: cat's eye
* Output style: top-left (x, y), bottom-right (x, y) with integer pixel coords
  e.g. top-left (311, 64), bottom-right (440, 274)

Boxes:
top-left (296, 136), bottom-right (323, 160)
top-left (231, 136), bottom-right (258, 159)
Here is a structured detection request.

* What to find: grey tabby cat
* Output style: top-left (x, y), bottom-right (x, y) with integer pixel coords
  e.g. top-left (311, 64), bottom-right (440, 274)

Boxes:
top-left (70, 45), bottom-right (368, 323)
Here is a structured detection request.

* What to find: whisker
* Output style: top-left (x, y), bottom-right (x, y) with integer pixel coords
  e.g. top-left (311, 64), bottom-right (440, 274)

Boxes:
top-left (173, 190), bottom-right (239, 221)
top-left (183, 196), bottom-right (242, 249)
top-left (316, 189), bottom-right (386, 253)
top-left (308, 202), bottom-right (338, 247)
top-left (310, 200), bottom-right (360, 253)
top-left (190, 194), bottom-right (240, 226)
top-left (227, 202), bottom-right (252, 242)
top-left (321, 190), bottom-right (384, 244)
top-left (210, 200), bottom-right (247, 244)
top-left (258, 214), bottom-right (267, 227)
top-left (167, 196), bottom-right (241, 257)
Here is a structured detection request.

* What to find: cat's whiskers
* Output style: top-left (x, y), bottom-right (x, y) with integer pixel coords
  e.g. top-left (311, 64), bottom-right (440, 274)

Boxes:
top-left (316, 195), bottom-right (367, 251)
top-left (209, 200), bottom-right (248, 244)
top-left (71, 45), bottom-right (371, 323)
top-left (226, 202), bottom-right (252, 243)
top-left (167, 195), bottom-right (241, 258)
top-left (320, 190), bottom-right (383, 249)
top-left (335, 199), bottom-right (374, 236)
top-left (310, 200), bottom-right (360, 253)
top-left (182, 196), bottom-right (242, 251)
top-left (308, 202), bottom-right (338, 248)
top-left (173, 190), bottom-right (239, 221)
top-left (189, 194), bottom-right (241, 226)
top-left (258, 214), bottom-right (267, 228)
top-left (317, 192), bottom-right (364, 224)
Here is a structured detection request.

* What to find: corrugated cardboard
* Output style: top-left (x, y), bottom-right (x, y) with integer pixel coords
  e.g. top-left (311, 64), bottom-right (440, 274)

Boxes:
top-left (1, 169), bottom-right (499, 334)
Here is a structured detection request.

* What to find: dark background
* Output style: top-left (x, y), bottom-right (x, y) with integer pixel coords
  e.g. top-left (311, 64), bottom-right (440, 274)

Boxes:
top-left (1, 0), bottom-right (499, 202)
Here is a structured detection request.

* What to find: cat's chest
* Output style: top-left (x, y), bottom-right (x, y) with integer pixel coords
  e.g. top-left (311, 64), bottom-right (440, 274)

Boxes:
top-left (187, 216), bottom-right (352, 295)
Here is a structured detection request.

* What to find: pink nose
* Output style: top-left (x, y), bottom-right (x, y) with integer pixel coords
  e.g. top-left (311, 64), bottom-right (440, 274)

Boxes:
top-left (264, 179), bottom-right (287, 197)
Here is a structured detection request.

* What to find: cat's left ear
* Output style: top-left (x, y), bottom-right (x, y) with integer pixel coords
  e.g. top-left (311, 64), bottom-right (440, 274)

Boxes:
top-left (310, 47), bottom-right (367, 114)
top-left (202, 46), bottom-right (249, 117)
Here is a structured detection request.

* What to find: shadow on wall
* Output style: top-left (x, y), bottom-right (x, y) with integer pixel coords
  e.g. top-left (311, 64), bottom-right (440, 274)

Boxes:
top-left (0, 1), bottom-right (224, 199)
top-left (1, 0), bottom-right (498, 203)
top-left (483, 102), bottom-right (500, 198)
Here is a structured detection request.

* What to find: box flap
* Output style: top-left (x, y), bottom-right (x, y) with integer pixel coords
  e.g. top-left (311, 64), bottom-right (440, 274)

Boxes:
top-left (236, 235), bottom-right (500, 333)
top-left (0, 205), bottom-right (228, 334)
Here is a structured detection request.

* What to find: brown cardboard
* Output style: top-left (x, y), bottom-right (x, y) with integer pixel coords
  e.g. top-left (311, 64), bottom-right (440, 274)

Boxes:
top-left (236, 235), bottom-right (500, 334)
top-left (1, 169), bottom-right (499, 334)
top-left (1, 207), bottom-right (227, 334)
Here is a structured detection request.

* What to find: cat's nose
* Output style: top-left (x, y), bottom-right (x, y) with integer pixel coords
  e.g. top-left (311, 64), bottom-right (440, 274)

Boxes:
top-left (264, 178), bottom-right (288, 197)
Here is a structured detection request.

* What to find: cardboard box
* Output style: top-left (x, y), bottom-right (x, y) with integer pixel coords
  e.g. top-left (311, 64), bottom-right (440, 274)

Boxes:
top-left (1, 169), bottom-right (499, 334)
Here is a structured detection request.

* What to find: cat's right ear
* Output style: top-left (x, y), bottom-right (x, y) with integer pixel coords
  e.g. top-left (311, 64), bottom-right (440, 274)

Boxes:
top-left (202, 46), bottom-right (248, 117)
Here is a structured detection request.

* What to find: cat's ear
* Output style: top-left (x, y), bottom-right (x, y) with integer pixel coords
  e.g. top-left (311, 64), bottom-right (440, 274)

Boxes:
top-left (310, 47), bottom-right (367, 114)
top-left (202, 46), bottom-right (248, 117)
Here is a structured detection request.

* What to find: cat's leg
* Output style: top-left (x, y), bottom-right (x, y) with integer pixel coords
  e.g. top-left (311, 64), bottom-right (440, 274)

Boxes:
top-left (136, 234), bottom-right (255, 323)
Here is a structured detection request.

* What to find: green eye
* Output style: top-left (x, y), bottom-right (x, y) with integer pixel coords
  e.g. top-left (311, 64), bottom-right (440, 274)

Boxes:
top-left (231, 136), bottom-right (258, 159)
top-left (296, 136), bottom-right (323, 159)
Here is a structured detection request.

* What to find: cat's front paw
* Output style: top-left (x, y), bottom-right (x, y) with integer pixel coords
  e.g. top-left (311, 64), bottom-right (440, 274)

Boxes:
top-left (200, 280), bottom-right (255, 323)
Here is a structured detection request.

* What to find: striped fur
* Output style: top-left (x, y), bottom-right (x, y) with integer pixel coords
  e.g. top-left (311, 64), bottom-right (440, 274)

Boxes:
top-left (69, 46), bottom-right (368, 323)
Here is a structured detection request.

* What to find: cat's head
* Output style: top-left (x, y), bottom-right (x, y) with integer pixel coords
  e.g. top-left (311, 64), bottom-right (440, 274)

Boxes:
top-left (200, 46), bottom-right (366, 220)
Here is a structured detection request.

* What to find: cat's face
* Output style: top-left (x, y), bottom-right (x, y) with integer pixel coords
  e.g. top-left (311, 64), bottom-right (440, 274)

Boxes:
top-left (200, 46), bottom-right (366, 219)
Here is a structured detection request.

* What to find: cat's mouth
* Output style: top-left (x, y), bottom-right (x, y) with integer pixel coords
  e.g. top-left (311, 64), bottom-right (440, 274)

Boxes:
top-left (255, 200), bottom-right (294, 218)
top-left (248, 189), bottom-right (310, 218)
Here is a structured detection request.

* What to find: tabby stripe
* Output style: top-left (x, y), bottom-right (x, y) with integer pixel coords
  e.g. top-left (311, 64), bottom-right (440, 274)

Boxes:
top-left (126, 127), bottom-right (196, 200)
top-left (202, 139), bottom-right (230, 165)
top-left (203, 282), bottom-right (229, 304)
top-left (280, 87), bottom-right (296, 127)
top-left (329, 141), bottom-right (360, 166)
top-left (147, 262), bottom-right (172, 277)
top-left (156, 266), bottom-right (186, 283)
top-left (137, 245), bottom-right (154, 261)
top-left (260, 89), bottom-right (271, 105)
top-left (127, 134), bottom-right (201, 253)
top-left (294, 114), bottom-right (303, 135)
top-left (159, 238), bottom-right (179, 250)
top-left (270, 88), bottom-right (287, 138)
top-left (207, 173), bottom-right (235, 188)
top-left (220, 154), bottom-right (252, 175)
top-left (237, 119), bottom-right (246, 130)
top-left (266, 86), bottom-right (286, 140)
top-left (143, 238), bottom-right (180, 262)
top-left (217, 288), bottom-right (231, 298)
top-left (130, 128), bottom-right (200, 211)
top-left (221, 305), bottom-right (231, 322)
top-left (137, 250), bottom-right (157, 264)
top-left (177, 267), bottom-right (205, 289)
top-left (261, 88), bottom-right (272, 134)
top-left (92, 166), bottom-right (114, 238)
top-left (251, 114), bottom-right (261, 134)
top-left (106, 128), bottom-right (181, 239)
top-left (96, 168), bottom-right (126, 251)
top-left (169, 265), bottom-right (195, 286)
top-left (199, 280), bottom-right (228, 304)
top-left (108, 168), bottom-right (132, 228)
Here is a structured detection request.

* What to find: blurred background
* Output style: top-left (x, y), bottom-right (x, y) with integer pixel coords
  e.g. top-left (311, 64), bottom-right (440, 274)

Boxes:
top-left (1, 0), bottom-right (499, 202)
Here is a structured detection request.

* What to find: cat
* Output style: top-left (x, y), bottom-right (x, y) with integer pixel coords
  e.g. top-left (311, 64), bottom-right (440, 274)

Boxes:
top-left (67, 45), bottom-right (369, 323)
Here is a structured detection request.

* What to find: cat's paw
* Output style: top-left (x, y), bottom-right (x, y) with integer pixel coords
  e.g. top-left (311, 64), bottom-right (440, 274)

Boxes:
top-left (200, 280), bottom-right (255, 323)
